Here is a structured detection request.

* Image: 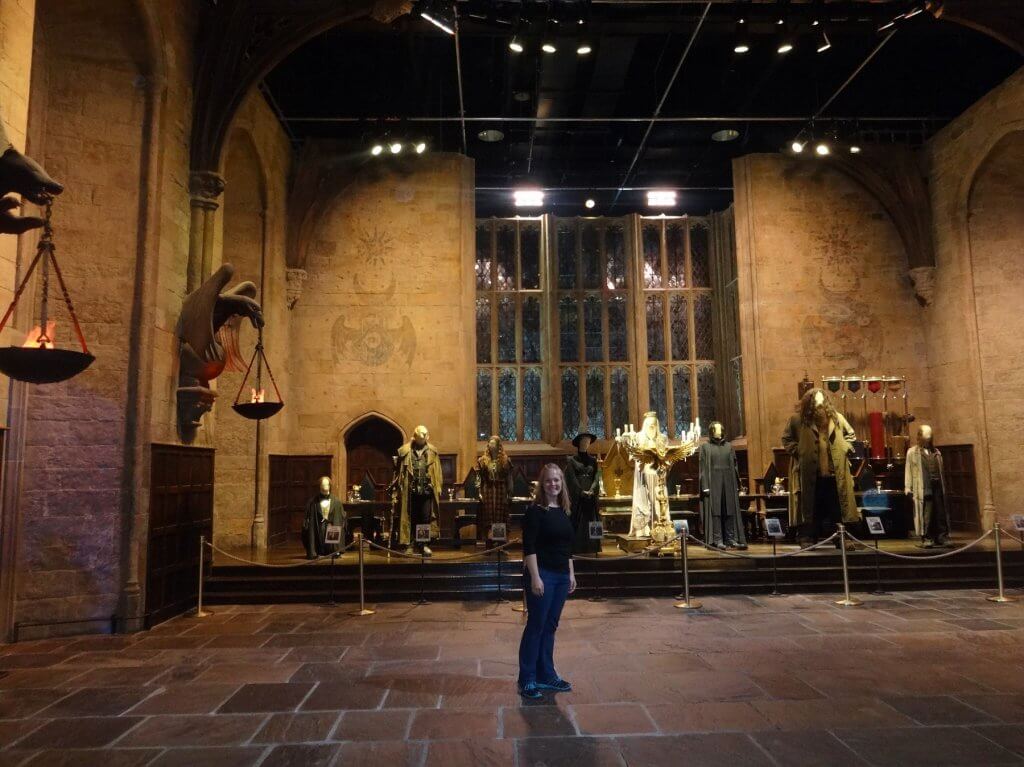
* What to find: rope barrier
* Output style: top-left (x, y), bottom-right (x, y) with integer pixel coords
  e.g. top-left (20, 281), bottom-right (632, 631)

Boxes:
top-left (999, 527), bottom-right (1024, 546)
top-left (361, 537), bottom-right (525, 562)
top-left (572, 543), bottom-right (663, 562)
top-left (205, 539), bottom-right (356, 568)
top-left (681, 531), bottom-right (841, 560)
top-left (844, 529), bottom-right (993, 561)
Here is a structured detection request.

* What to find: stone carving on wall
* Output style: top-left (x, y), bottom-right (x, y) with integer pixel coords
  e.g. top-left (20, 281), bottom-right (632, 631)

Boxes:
top-left (800, 221), bottom-right (878, 373)
top-left (331, 311), bottom-right (416, 367)
top-left (908, 266), bottom-right (936, 307)
top-left (352, 225), bottom-right (400, 294)
top-left (176, 263), bottom-right (264, 443)
top-left (285, 268), bottom-right (307, 309)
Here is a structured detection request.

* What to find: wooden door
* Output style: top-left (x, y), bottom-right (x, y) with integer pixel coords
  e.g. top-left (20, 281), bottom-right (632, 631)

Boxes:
top-left (268, 455), bottom-right (332, 547)
top-left (939, 443), bottom-right (980, 531)
top-left (146, 444), bottom-right (214, 627)
top-left (345, 417), bottom-right (403, 501)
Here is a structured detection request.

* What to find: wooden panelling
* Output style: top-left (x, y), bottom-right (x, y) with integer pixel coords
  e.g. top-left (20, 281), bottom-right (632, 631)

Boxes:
top-left (268, 455), bottom-right (332, 547)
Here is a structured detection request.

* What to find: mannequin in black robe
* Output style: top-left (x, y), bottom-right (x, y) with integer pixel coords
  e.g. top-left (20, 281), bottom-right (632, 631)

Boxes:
top-left (699, 422), bottom-right (747, 550)
top-left (566, 430), bottom-right (602, 554)
top-left (303, 476), bottom-right (346, 559)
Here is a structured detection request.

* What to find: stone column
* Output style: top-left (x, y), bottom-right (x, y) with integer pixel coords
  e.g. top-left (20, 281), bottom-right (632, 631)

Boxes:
top-left (187, 171), bottom-right (225, 293)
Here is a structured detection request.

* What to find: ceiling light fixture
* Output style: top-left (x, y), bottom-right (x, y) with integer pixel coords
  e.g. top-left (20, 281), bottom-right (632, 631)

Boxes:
top-left (647, 190), bottom-right (676, 207)
top-left (542, 42), bottom-right (557, 54)
top-left (509, 38), bottom-right (524, 53)
top-left (577, 43), bottom-right (592, 55)
top-left (415, 142), bottom-right (427, 154)
top-left (514, 189), bottom-right (544, 207)
top-left (585, 198), bottom-right (596, 209)
top-left (734, 42), bottom-right (750, 54)
top-left (390, 142), bottom-right (403, 154)
top-left (815, 142), bottom-right (830, 156)
top-left (371, 144), bottom-right (384, 156)
top-left (420, 3), bottom-right (456, 37)
top-left (849, 145), bottom-right (862, 154)
top-left (791, 140), bottom-right (805, 154)
top-left (816, 31), bottom-right (831, 53)
top-left (777, 38), bottom-right (794, 54)
top-left (711, 128), bottom-right (740, 143)
top-left (478, 129), bottom-right (504, 143)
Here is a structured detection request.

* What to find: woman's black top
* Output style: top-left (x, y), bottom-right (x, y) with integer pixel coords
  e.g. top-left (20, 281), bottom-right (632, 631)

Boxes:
top-left (522, 503), bottom-right (574, 574)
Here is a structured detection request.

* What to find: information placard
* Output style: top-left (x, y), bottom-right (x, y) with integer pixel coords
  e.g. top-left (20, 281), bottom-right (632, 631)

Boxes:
top-left (490, 523), bottom-right (507, 542)
top-left (1011, 514), bottom-right (1024, 533)
top-left (415, 524), bottom-right (431, 543)
top-left (324, 525), bottom-right (343, 545)
top-left (588, 521), bottom-right (604, 541)
top-left (765, 517), bottom-right (785, 538)
top-left (865, 516), bottom-right (885, 536)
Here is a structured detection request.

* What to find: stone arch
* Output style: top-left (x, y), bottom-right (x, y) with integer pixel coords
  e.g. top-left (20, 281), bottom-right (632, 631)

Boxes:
top-left (334, 411), bottom-right (407, 496)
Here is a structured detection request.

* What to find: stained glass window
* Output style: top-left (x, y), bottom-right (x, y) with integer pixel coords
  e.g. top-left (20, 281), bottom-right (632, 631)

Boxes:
top-left (611, 367), bottom-right (630, 433)
top-left (691, 222), bottom-right (710, 288)
top-left (642, 222), bottom-right (662, 289)
top-left (586, 368), bottom-right (605, 437)
top-left (584, 295), bottom-right (603, 362)
top-left (672, 365), bottom-right (692, 435)
top-left (522, 297), bottom-right (541, 363)
top-left (694, 293), bottom-right (714, 359)
top-left (670, 293), bottom-right (689, 361)
top-left (606, 224), bottom-right (626, 289)
top-left (523, 368), bottom-right (542, 440)
top-left (646, 294), bottom-right (665, 361)
top-left (476, 224), bottom-right (492, 290)
top-left (559, 296), bottom-right (579, 362)
top-left (562, 368), bottom-right (580, 440)
top-left (476, 297), bottom-right (490, 364)
top-left (557, 223), bottom-right (576, 289)
top-left (497, 295), bottom-right (516, 363)
top-left (608, 294), bottom-right (627, 361)
top-left (496, 224), bottom-right (515, 291)
top-left (520, 222), bottom-right (541, 289)
top-left (582, 224), bottom-right (601, 290)
top-left (498, 369), bottom-right (517, 441)
top-left (648, 367), bottom-right (667, 425)
top-left (697, 363), bottom-right (716, 425)
top-left (666, 222), bottom-right (686, 289)
top-left (476, 370), bottom-right (492, 439)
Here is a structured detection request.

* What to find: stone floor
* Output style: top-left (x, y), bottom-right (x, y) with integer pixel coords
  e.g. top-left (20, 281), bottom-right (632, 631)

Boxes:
top-left (2, 589), bottom-right (1024, 766)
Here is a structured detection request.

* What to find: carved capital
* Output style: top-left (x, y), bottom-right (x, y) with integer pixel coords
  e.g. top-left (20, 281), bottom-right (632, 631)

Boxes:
top-left (908, 266), bottom-right (936, 307)
top-left (286, 268), bottom-right (308, 309)
top-left (189, 171), bottom-right (226, 206)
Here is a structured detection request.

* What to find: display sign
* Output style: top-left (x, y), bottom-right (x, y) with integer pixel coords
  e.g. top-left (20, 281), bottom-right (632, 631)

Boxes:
top-left (324, 525), bottom-right (343, 545)
top-left (490, 523), bottom-right (507, 542)
top-left (415, 524), bottom-right (431, 543)
top-left (865, 516), bottom-right (886, 536)
top-left (1011, 515), bottom-right (1024, 533)
top-left (673, 519), bottom-right (689, 536)
top-left (588, 521), bottom-right (604, 541)
top-left (765, 517), bottom-right (785, 538)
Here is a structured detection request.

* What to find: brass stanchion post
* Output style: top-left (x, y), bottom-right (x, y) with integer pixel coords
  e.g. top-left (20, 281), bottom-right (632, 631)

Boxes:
top-left (327, 552), bottom-right (337, 607)
top-left (589, 550), bottom-right (604, 603)
top-left (352, 532), bottom-right (376, 616)
top-left (835, 524), bottom-right (862, 607)
top-left (196, 535), bottom-right (212, 618)
top-left (674, 533), bottom-right (702, 610)
top-left (987, 523), bottom-right (1016, 604)
top-left (769, 537), bottom-right (781, 597)
top-left (494, 546), bottom-right (508, 604)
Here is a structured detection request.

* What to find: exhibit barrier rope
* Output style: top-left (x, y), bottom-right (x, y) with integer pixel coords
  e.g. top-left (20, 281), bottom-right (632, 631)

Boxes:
top-left (362, 537), bottom-right (521, 561)
top-left (572, 543), bottom-right (664, 561)
top-left (843, 528), bottom-right (993, 561)
top-left (683, 531), bottom-right (841, 560)
top-left (999, 527), bottom-right (1024, 547)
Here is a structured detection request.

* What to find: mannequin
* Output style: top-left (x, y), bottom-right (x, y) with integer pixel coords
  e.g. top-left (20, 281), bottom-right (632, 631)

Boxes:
top-left (782, 388), bottom-right (858, 549)
top-left (302, 476), bottom-right (345, 559)
top-left (566, 430), bottom-right (601, 553)
top-left (475, 435), bottom-right (513, 549)
top-left (395, 425), bottom-right (442, 556)
top-left (699, 421), bottom-right (747, 550)
top-left (904, 424), bottom-right (950, 548)
top-left (628, 412), bottom-right (664, 538)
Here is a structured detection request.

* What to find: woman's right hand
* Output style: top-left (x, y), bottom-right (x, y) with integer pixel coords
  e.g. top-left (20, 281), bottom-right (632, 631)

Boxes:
top-left (531, 578), bottom-right (544, 596)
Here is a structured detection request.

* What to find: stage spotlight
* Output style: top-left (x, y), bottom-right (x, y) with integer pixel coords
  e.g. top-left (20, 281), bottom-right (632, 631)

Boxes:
top-left (815, 142), bottom-right (830, 156)
top-left (849, 145), bottom-right (862, 154)
top-left (478, 129), bottom-right (504, 143)
top-left (816, 31), bottom-right (831, 53)
top-left (542, 42), bottom-right (557, 53)
top-left (509, 38), bottom-right (524, 53)
top-left (371, 144), bottom-right (384, 156)
top-left (514, 189), bottom-right (544, 207)
top-left (777, 39), bottom-right (794, 54)
top-left (791, 140), bottom-right (805, 154)
top-left (734, 42), bottom-right (750, 54)
top-left (577, 43), bottom-right (592, 55)
top-left (390, 142), bottom-right (403, 154)
top-left (415, 142), bottom-right (427, 154)
top-left (585, 198), bottom-right (596, 209)
top-left (647, 189), bottom-right (676, 207)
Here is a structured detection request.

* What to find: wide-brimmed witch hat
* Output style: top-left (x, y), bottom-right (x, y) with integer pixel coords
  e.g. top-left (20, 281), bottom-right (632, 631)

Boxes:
top-left (571, 428), bottom-right (598, 448)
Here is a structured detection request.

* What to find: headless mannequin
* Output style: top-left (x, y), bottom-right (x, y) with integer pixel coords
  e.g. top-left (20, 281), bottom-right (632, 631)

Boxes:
top-left (699, 422), bottom-right (747, 550)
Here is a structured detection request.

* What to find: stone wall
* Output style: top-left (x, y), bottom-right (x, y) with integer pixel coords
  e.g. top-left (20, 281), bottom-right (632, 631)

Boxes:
top-left (733, 154), bottom-right (932, 477)
top-left (283, 151), bottom-right (476, 485)
top-left (925, 65), bottom-right (1024, 526)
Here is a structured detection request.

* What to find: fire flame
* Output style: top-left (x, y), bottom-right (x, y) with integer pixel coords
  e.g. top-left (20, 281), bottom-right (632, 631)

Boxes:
top-left (22, 321), bottom-right (56, 349)
top-left (250, 388), bottom-right (265, 403)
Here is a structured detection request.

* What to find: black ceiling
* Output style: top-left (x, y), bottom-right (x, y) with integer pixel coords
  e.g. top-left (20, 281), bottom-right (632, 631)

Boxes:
top-left (262, 0), bottom-right (1022, 217)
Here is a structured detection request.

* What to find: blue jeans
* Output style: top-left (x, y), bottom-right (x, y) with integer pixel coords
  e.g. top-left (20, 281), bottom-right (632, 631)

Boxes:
top-left (517, 567), bottom-right (570, 688)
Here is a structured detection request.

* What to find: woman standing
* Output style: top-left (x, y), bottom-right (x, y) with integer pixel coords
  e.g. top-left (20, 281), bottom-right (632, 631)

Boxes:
top-left (475, 436), bottom-right (514, 548)
top-left (518, 464), bottom-right (577, 700)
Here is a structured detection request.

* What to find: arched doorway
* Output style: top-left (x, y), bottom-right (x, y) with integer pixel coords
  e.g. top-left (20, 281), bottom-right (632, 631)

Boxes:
top-left (344, 416), bottom-right (404, 500)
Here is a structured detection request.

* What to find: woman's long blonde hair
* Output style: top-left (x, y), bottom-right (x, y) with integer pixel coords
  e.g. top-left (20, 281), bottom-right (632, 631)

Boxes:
top-left (532, 463), bottom-right (572, 515)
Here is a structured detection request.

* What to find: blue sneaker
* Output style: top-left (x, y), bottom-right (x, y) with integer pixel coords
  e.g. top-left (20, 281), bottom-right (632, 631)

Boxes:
top-left (537, 677), bottom-right (572, 692)
top-left (518, 683), bottom-right (543, 700)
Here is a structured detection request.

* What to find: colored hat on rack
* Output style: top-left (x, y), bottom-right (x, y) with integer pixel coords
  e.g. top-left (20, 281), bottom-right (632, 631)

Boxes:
top-left (571, 427), bottom-right (598, 448)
